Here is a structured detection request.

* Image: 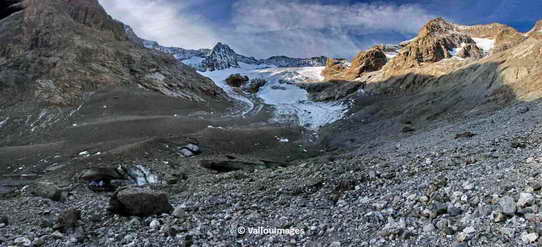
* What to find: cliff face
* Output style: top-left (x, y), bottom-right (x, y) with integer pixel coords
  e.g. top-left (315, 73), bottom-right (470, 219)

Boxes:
top-left (322, 18), bottom-right (542, 84)
top-left (322, 46), bottom-right (388, 81)
top-left (0, 0), bottom-right (228, 106)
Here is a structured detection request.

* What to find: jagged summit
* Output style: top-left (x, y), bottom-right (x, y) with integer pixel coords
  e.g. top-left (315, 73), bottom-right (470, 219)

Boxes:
top-left (201, 42), bottom-right (247, 71)
top-left (322, 17), bottom-right (528, 81)
top-left (132, 33), bottom-right (328, 72)
top-left (419, 17), bottom-right (458, 36)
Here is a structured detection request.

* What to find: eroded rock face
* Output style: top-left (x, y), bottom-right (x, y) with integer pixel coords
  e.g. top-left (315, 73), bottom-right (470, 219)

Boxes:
top-left (314, 17), bottom-right (542, 105)
top-left (385, 18), bottom-right (477, 73)
top-left (494, 29), bottom-right (527, 53)
top-left (457, 44), bottom-right (482, 59)
top-left (0, 0), bottom-right (228, 106)
top-left (108, 187), bottom-right (173, 216)
top-left (322, 46), bottom-right (387, 81)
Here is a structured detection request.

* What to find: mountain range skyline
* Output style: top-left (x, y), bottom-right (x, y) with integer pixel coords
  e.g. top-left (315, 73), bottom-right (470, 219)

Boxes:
top-left (99, 0), bottom-right (541, 59)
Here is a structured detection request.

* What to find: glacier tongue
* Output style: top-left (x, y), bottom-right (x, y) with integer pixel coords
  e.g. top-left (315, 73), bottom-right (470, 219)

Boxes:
top-left (201, 64), bottom-right (347, 128)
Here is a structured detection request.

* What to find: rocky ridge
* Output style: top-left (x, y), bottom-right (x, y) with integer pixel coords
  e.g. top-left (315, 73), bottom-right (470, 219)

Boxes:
top-left (132, 33), bottom-right (328, 72)
top-left (319, 17), bottom-right (542, 101)
top-left (0, 0), bottom-right (227, 106)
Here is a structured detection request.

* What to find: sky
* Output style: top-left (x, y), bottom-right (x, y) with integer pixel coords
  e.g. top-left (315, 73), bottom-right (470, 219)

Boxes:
top-left (98, 0), bottom-right (542, 59)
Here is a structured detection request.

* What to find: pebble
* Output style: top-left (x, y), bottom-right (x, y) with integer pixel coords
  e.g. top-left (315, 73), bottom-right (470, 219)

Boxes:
top-left (330, 241), bottom-right (341, 247)
top-left (517, 193), bottom-right (534, 208)
top-left (51, 231), bottom-right (64, 239)
top-left (493, 211), bottom-right (506, 223)
top-left (499, 196), bottom-right (516, 216)
top-left (423, 223), bottom-right (436, 232)
top-left (14, 237), bottom-right (32, 246)
top-left (456, 226), bottom-right (476, 242)
top-left (462, 182), bottom-right (474, 191)
top-left (172, 207), bottom-right (187, 219)
top-left (517, 106), bottom-right (530, 114)
top-left (150, 219), bottom-right (161, 230)
top-left (521, 232), bottom-right (539, 243)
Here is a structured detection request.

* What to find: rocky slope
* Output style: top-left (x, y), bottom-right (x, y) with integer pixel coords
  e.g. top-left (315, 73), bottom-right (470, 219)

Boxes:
top-left (319, 18), bottom-right (542, 100)
top-left (4, 1), bottom-right (542, 246)
top-left (0, 0), bottom-right (227, 106)
top-left (124, 25), bottom-right (211, 62)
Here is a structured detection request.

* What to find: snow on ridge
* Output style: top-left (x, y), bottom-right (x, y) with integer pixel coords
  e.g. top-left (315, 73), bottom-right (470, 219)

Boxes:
top-left (472, 38), bottom-right (495, 53)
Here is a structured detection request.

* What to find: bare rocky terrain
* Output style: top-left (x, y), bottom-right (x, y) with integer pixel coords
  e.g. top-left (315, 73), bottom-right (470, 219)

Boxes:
top-left (2, 0), bottom-right (542, 247)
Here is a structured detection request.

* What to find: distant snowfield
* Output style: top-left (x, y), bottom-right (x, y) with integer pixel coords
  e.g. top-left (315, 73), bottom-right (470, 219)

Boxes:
top-left (201, 64), bottom-right (347, 128)
top-left (472, 38), bottom-right (495, 53)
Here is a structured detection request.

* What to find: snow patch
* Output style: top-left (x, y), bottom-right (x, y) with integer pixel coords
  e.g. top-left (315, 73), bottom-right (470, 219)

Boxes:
top-left (385, 52), bottom-right (398, 59)
top-left (127, 165), bottom-right (159, 185)
top-left (181, 56), bottom-right (205, 66)
top-left (472, 38), bottom-right (495, 53)
top-left (201, 67), bottom-right (255, 116)
top-left (276, 137), bottom-right (289, 143)
top-left (202, 66), bottom-right (347, 128)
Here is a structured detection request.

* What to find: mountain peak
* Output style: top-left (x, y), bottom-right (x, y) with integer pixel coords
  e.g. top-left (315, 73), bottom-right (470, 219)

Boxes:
top-left (211, 42), bottom-right (233, 51)
top-left (203, 42), bottom-right (241, 71)
top-left (419, 17), bottom-right (456, 36)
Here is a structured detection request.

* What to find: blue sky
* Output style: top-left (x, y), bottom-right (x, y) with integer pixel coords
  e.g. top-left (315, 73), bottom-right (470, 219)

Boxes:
top-left (99, 0), bottom-right (542, 59)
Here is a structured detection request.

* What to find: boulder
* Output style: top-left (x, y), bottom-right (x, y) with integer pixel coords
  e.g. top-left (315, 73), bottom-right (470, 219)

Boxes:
top-left (27, 182), bottom-right (64, 201)
top-left (457, 44), bottom-right (482, 59)
top-left (242, 78), bottom-right (267, 93)
top-left (108, 187), bottom-right (173, 216)
top-left (80, 167), bottom-right (126, 191)
top-left (225, 74), bottom-right (249, 87)
top-left (178, 148), bottom-right (194, 158)
top-left (200, 159), bottom-right (288, 173)
top-left (184, 143), bottom-right (200, 154)
top-left (54, 209), bottom-right (81, 232)
top-left (322, 46), bottom-right (387, 81)
top-left (0, 215), bottom-right (7, 225)
top-left (79, 167), bottom-right (125, 182)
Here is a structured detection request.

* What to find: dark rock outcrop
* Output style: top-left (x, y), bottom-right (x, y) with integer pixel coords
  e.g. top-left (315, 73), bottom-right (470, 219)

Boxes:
top-left (0, 0), bottom-right (228, 106)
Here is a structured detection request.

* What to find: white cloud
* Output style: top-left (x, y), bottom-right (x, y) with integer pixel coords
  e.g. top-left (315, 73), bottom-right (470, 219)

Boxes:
top-left (226, 0), bottom-right (435, 58)
top-left (98, 0), bottom-right (435, 58)
top-left (232, 0), bottom-right (434, 34)
top-left (98, 0), bottom-right (219, 49)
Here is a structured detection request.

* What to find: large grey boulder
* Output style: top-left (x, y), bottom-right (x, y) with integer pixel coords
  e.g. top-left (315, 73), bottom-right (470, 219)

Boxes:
top-left (108, 187), bottom-right (173, 216)
top-left (27, 182), bottom-right (64, 201)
